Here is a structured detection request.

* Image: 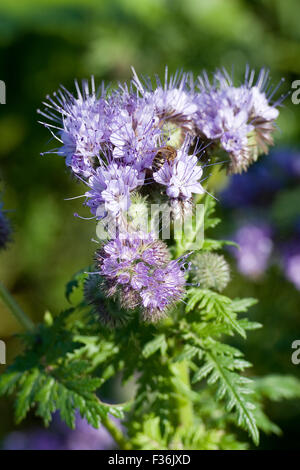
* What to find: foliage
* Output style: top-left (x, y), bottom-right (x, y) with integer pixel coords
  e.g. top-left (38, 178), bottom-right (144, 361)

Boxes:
top-left (1, 196), bottom-right (300, 450)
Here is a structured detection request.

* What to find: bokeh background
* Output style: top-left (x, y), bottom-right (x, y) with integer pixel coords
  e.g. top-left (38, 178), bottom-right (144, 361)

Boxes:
top-left (0, 0), bottom-right (300, 450)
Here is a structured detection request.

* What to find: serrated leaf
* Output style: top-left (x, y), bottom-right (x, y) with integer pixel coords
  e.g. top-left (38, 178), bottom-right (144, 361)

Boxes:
top-left (142, 334), bottom-right (167, 358)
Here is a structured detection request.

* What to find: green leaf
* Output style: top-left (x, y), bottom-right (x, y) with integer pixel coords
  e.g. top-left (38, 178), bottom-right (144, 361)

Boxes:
top-left (131, 416), bottom-right (167, 450)
top-left (173, 345), bottom-right (201, 363)
top-left (142, 334), bottom-right (168, 358)
top-left (202, 239), bottom-right (239, 251)
top-left (196, 349), bottom-right (259, 445)
top-left (253, 375), bottom-right (300, 401)
top-left (65, 269), bottom-right (88, 304)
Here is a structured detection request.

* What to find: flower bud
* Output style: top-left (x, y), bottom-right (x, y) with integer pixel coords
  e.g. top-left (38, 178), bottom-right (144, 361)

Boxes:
top-left (191, 252), bottom-right (230, 292)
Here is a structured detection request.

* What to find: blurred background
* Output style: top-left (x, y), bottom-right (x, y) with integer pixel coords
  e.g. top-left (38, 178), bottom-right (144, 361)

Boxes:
top-left (0, 0), bottom-right (300, 450)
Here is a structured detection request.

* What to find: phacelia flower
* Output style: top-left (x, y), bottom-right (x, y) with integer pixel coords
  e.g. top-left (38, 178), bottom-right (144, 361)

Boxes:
top-left (220, 147), bottom-right (300, 209)
top-left (283, 253), bottom-right (300, 291)
top-left (85, 163), bottom-right (144, 217)
top-left (94, 231), bottom-right (187, 322)
top-left (0, 204), bottom-right (12, 250)
top-left (109, 104), bottom-right (160, 171)
top-left (153, 149), bottom-right (204, 199)
top-left (281, 240), bottom-right (300, 291)
top-left (39, 78), bottom-right (112, 177)
top-left (191, 252), bottom-right (230, 292)
top-left (195, 67), bottom-right (283, 173)
top-left (132, 67), bottom-right (197, 145)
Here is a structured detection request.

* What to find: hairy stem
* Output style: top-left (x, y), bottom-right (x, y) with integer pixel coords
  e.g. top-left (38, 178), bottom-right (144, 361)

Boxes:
top-left (171, 361), bottom-right (194, 430)
top-left (101, 414), bottom-right (132, 450)
top-left (0, 281), bottom-right (34, 332)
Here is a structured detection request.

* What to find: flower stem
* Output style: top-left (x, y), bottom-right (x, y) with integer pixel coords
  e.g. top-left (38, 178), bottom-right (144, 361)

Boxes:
top-left (101, 414), bottom-right (132, 450)
top-left (172, 361), bottom-right (194, 429)
top-left (0, 281), bottom-right (34, 332)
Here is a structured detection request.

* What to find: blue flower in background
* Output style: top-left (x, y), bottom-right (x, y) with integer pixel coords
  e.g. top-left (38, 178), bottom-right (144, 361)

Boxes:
top-left (2, 412), bottom-right (117, 450)
top-left (220, 147), bottom-right (300, 208)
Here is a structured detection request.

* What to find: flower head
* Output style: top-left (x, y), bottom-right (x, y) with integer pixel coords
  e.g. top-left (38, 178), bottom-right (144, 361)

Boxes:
top-left (109, 104), bottom-right (160, 171)
top-left (280, 239), bottom-right (300, 291)
top-left (94, 231), bottom-right (187, 322)
top-left (195, 67), bottom-right (283, 173)
top-left (283, 253), bottom-right (300, 291)
top-left (132, 67), bottom-right (197, 146)
top-left (153, 141), bottom-right (204, 200)
top-left (85, 163), bottom-right (144, 217)
top-left (191, 252), bottom-right (230, 292)
top-left (232, 223), bottom-right (273, 279)
top-left (39, 78), bottom-right (112, 177)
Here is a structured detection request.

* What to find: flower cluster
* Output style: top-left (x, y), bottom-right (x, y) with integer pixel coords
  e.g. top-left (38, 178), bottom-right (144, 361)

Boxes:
top-left (93, 231), bottom-right (187, 322)
top-left (195, 67), bottom-right (283, 173)
top-left (39, 67), bottom-right (282, 222)
top-left (231, 223), bottom-right (273, 279)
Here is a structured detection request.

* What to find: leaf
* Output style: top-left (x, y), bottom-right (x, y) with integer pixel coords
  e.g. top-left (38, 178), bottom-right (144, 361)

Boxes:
top-left (131, 416), bottom-right (167, 450)
top-left (253, 375), bottom-right (300, 401)
top-left (231, 298), bottom-right (258, 312)
top-left (193, 349), bottom-right (259, 445)
top-left (202, 239), bottom-right (239, 251)
top-left (65, 269), bottom-right (88, 304)
top-left (0, 362), bottom-right (120, 429)
top-left (142, 334), bottom-right (167, 358)
top-left (173, 345), bottom-right (201, 363)
top-left (186, 289), bottom-right (247, 338)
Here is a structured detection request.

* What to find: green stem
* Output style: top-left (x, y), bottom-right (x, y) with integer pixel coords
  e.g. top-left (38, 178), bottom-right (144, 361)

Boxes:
top-left (101, 414), bottom-right (132, 450)
top-left (171, 361), bottom-right (194, 429)
top-left (0, 281), bottom-right (34, 332)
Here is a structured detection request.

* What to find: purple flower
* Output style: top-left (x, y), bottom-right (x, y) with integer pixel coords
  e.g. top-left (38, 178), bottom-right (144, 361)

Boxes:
top-left (283, 254), bottom-right (300, 290)
top-left (232, 223), bottom-right (273, 279)
top-left (0, 203), bottom-right (12, 250)
top-left (132, 67), bottom-right (197, 124)
top-left (39, 78), bottom-right (112, 177)
top-left (280, 239), bottom-right (300, 291)
top-left (63, 414), bottom-right (116, 450)
top-left (85, 163), bottom-right (144, 217)
top-left (2, 413), bottom-right (116, 450)
top-left (139, 260), bottom-right (187, 321)
top-left (153, 143), bottom-right (204, 199)
top-left (95, 231), bottom-right (187, 321)
top-left (109, 106), bottom-right (160, 171)
top-left (195, 67), bottom-right (283, 173)
top-left (2, 430), bottom-right (63, 450)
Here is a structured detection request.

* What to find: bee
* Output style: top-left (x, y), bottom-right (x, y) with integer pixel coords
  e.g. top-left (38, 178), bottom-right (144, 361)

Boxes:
top-left (152, 145), bottom-right (177, 170)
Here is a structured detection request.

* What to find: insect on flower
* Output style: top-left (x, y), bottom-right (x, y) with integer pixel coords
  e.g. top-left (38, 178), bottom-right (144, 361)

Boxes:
top-left (152, 144), bottom-right (177, 170)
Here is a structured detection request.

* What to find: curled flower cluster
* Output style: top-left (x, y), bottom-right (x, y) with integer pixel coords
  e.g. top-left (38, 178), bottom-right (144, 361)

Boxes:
top-left (191, 252), bottom-right (230, 292)
top-left (195, 67), bottom-right (284, 173)
top-left (94, 231), bottom-right (187, 322)
top-left (39, 66), bottom-right (283, 323)
top-left (39, 66), bottom-right (282, 222)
